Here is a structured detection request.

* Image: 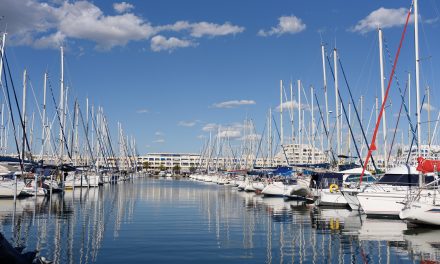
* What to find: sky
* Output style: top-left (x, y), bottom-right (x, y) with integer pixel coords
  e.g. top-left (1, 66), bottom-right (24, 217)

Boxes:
top-left (1, 0), bottom-right (439, 156)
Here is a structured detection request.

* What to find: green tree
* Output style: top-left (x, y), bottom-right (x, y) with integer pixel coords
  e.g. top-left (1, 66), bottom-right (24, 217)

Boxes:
top-left (189, 166), bottom-right (196, 173)
top-left (159, 163), bottom-right (166, 171)
top-left (173, 164), bottom-right (181, 174)
top-left (143, 161), bottom-right (150, 170)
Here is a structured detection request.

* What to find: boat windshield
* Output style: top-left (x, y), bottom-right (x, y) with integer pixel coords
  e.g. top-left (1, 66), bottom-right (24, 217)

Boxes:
top-left (377, 174), bottom-right (435, 186)
top-left (344, 174), bottom-right (376, 183)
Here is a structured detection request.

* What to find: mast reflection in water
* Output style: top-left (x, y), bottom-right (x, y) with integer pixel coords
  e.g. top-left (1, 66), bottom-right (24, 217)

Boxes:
top-left (0, 177), bottom-right (438, 263)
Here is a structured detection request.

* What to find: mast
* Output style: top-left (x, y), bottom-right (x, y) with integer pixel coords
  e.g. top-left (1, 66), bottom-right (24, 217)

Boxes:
top-left (348, 102), bottom-right (351, 157)
top-left (427, 86), bottom-right (431, 149)
top-left (280, 80), bottom-right (284, 145)
top-left (22, 69), bottom-right (27, 162)
top-left (290, 81), bottom-right (294, 143)
top-left (59, 46), bottom-right (65, 163)
top-left (0, 33), bottom-right (5, 84)
top-left (297, 79), bottom-right (302, 163)
top-left (408, 72), bottom-right (411, 145)
top-left (360, 95), bottom-right (364, 156)
top-left (42, 72), bottom-right (47, 160)
top-left (378, 28), bottom-right (388, 169)
top-left (321, 43), bottom-right (330, 155)
top-left (269, 108), bottom-right (272, 166)
top-left (334, 48), bottom-right (341, 157)
top-left (414, 0), bottom-right (422, 158)
top-left (311, 86), bottom-right (315, 164)
top-left (0, 104), bottom-right (3, 153)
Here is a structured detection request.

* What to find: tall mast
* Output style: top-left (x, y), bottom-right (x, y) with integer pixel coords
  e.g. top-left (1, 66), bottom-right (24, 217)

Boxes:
top-left (22, 69), bottom-right (27, 161)
top-left (269, 108), bottom-right (272, 166)
top-left (427, 86), bottom-right (431, 149)
top-left (414, 0), bottom-right (422, 157)
top-left (280, 80), bottom-right (284, 145)
top-left (0, 33), bottom-right (6, 84)
top-left (42, 72), bottom-right (47, 160)
top-left (311, 86), bottom-right (315, 164)
top-left (378, 28), bottom-right (388, 169)
top-left (290, 81), bottom-right (294, 143)
top-left (0, 104), bottom-right (3, 153)
top-left (408, 72), bottom-right (411, 145)
top-left (0, 34), bottom-right (4, 154)
top-left (321, 43), bottom-right (330, 154)
top-left (59, 46), bottom-right (65, 163)
top-left (297, 79), bottom-right (302, 163)
top-left (334, 48), bottom-right (341, 157)
top-left (348, 102), bottom-right (351, 156)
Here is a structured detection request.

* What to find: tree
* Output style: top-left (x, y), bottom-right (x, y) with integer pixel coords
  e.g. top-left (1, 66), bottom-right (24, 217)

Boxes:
top-left (143, 161), bottom-right (150, 171)
top-left (189, 166), bottom-right (196, 173)
top-left (173, 164), bottom-right (181, 174)
top-left (159, 163), bottom-right (166, 171)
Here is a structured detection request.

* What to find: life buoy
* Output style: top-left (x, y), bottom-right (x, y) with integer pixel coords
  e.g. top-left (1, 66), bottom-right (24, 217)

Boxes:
top-left (329, 184), bottom-right (339, 193)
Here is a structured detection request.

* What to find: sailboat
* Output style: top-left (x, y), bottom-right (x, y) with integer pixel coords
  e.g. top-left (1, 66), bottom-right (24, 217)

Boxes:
top-left (400, 158), bottom-right (440, 225)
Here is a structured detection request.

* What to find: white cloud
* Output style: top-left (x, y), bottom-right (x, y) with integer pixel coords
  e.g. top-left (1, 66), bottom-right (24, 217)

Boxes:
top-left (33, 31), bottom-right (66, 49)
top-left (218, 130), bottom-right (241, 139)
top-left (153, 139), bottom-right (165, 143)
top-left (178, 120), bottom-right (198, 127)
top-left (351, 7), bottom-right (414, 34)
top-left (113, 2), bottom-right (134, 14)
top-left (150, 35), bottom-right (197, 52)
top-left (258, 16), bottom-right (306, 37)
top-left (1, 0), bottom-right (245, 51)
top-left (158, 21), bottom-right (245, 38)
top-left (202, 123), bottom-right (218, 132)
top-left (212, 100), bottom-right (256, 109)
top-left (275, 100), bottom-right (300, 112)
top-left (203, 122), bottom-right (246, 138)
top-left (423, 103), bottom-right (436, 111)
top-left (155, 131), bottom-right (164, 136)
top-left (190, 22), bottom-right (245, 38)
top-left (1, 0), bottom-right (155, 50)
top-left (136, 109), bottom-right (149, 114)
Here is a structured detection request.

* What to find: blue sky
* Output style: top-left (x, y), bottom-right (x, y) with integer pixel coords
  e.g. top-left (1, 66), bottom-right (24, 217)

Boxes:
top-left (1, 0), bottom-right (439, 155)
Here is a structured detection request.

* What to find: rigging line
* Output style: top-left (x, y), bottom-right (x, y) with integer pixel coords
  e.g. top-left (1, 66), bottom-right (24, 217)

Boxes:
top-left (326, 54), bottom-right (367, 168)
top-left (271, 114), bottom-right (290, 165)
top-left (77, 103), bottom-right (97, 169)
top-left (387, 80), bottom-right (408, 166)
top-left (314, 93), bottom-right (337, 164)
top-left (89, 108), bottom-right (110, 169)
top-left (383, 36), bottom-right (418, 146)
top-left (1, 55), bottom-right (24, 170)
top-left (47, 68), bottom-right (73, 162)
top-left (360, 2), bottom-right (413, 184)
top-left (282, 83), bottom-right (294, 126)
top-left (4, 53), bottom-right (33, 160)
top-left (337, 56), bottom-right (378, 172)
top-left (27, 76), bottom-right (43, 121)
top-left (252, 121), bottom-right (266, 168)
top-left (330, 61), bottom-right (364, 167)
top-left (406, 95), bottom-right (426, 164)
top-left (360, 103), bottom-right (375, 156)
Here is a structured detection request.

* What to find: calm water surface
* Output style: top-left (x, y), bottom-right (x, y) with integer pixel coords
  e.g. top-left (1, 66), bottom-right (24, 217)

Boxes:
top-left (0, 177), bottom-right (439, 263)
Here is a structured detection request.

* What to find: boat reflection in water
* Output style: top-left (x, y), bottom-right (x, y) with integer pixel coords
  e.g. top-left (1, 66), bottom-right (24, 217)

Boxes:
top-left (0, 177), bottom-right (439, 264)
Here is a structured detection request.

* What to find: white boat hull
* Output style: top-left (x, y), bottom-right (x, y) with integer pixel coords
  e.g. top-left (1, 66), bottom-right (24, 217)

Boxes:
top-left (316, 189), bottom-right (348, 207)
top-left (0, 180), bottom-right (25, 198)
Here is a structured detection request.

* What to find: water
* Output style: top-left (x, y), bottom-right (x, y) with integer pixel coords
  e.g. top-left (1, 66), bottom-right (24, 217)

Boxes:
top-left (1, 177), bottom-right (439, 263)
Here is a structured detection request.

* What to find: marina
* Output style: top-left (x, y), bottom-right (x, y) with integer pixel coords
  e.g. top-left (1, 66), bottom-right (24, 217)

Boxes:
top-left (0, 176), bottom-right (439, 264)
top-left (1, 0), bottom-right (440, 263)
